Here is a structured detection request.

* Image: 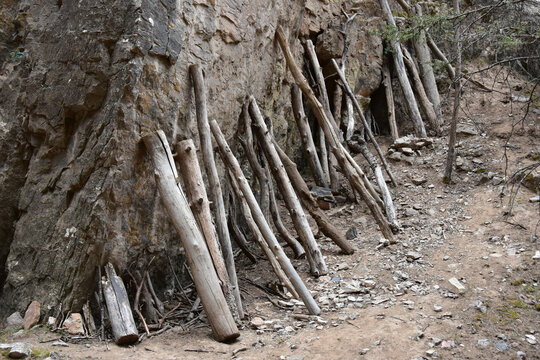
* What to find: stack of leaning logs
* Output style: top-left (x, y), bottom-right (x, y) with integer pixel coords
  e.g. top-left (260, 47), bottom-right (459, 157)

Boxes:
top-left (135, 26), bottom-right (406, 343)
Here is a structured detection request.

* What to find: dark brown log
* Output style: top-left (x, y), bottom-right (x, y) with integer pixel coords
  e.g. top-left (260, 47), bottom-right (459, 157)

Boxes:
top-left (143, 131), bottom-right (239, 341)
top-left (275, 27), bottom-right (394, 241)
top-left (382, 61), bottom-right (399, 140)
top-left (331, 59), bottom-right (398, 187)
top-left (227, 170), bottom-right (299, 299)
top-left (210, 119), bottom-right (320, 314)
top-left (227, 205), bottom-right (258, 264)
top-left (102, 263), bottom-right (138, 345)
top-left (249, 97), bottom-right (328, 276)
top-left (189, 64), bottom-right (243, 320)
top-left (176, 139), bottom-right (231, 294)
top-left (291, 85), bottom-right (326, 187)
top-left (272, 139), bottom-right (355, 254)
top-left (379, 0), bottom-right (427, 137)
top-left (402, 47), bottom-right (440, 134)
top-left (146, 273), bottom-right (165, 316)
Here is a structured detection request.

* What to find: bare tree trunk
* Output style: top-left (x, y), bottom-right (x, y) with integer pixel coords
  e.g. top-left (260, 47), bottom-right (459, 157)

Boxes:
top-left (175, 139), bottom-right (231, 294)
top-left (249, 97), bottom-right (328, 277)
top-left (291, 85), bottom-right (327, 187)
top-left (379, 0), bottom-right (427, 137)
top-left (210, 119), bottom-right (321, 315)
top-left (272, 139), bottom-right (355, 254)
top-left (382, 61), bottom-right (399, 140)
top-left (444, 0), bottom-right (462, 184)
top-left (331, 59), bottom-right (398, 187)
top-left (227, 170), bottom-right (299, 299)
top-left (275, 27), bottom-right (394, 241)
top-left (143, 132), bottom-right (239, 342)
top-left (227, 198), bottom-right (258, 264)
top-left (189, 64), bottom-right (243, 320)
top-left (402, 47), bottom-right (441, 134)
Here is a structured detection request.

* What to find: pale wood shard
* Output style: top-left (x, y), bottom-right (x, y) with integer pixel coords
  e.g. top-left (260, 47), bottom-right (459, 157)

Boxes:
top-left (102, 263), bottom-right (138, 345)
top-left (249, 96), bottom-right (328, 277)
top-left (189, 64), bottom-right (243, 320)
top-left (143, 132), bottom-right (239, 342)
top-left (210, 119), bottom-right (321, 315)
top-left (379, 0), bottom-right (427, 137)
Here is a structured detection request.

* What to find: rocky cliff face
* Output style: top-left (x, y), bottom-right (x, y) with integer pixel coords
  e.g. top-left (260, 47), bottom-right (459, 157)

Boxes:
top-left (0, 0), bottom-right (383, 318)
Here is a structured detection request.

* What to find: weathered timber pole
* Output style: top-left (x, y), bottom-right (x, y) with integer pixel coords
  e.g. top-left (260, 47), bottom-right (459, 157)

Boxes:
top-left (331, 59), bottom-right (398, 187)
top-left (272, 139), bottom-right (356, 254)
top-left (291, 85), bottom-right (327, 187)
top-left (189, 64), bottom-right (243, 319)
top-left (143, 132), bottom-right (239, 342)
top-left (249, 97), bottom-right (327, 276)
top-left (379, 0), bottom-right (427, 137)
top-left (275, 26), bottom-right (394, 241)
top-left (210, 120), bottom-right (320, 314)
top-left (175, 139), bottom-right (231, 292)
top-left (102, 263), bottom-right (138, 345)
top-left (382, 60), bottom-right (399, 140)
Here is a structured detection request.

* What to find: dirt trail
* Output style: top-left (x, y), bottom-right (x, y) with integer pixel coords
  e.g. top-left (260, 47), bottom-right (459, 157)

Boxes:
top-left (2, 66), bottom-right (539, 360)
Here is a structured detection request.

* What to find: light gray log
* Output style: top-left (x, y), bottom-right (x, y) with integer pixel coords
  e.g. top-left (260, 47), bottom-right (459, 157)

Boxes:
top-left (291, 85), bottom-right (327, 187)
top-left (189, 64), bottom-right (243, 320)
top-left (427, 34), bottom-right (456, 79)
top-left (379, 0), bottom-right (427, 137)
top-left (382, 61), bottom-right (399, 140)
top-left (102, 263), bottom-right (138, 345)
top-left (402, 47), bottom-right (441, 134)
top-left (210, 119), bottom-right (320, 315)
top-left (249, 97), bottom-right (328, 276)
top-left (143, 132), bottom-right (239, 341)
top-left (331, 59), bottom-right (398, 187)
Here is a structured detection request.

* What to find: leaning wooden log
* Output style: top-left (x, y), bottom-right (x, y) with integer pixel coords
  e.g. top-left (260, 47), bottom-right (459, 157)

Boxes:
top-left (101, 263), bottom-right (138, 345)
top-left (305, 39), bottom-right (339, 191)
top-left (237, 102), bottom-right (270, 221)
top-left (379, 0), bottom-right (427, 138)
top-left (210, 119), bottom-right (321, 315)
top-left (356, 138), bottom-right (400, 232)
top-left (402, 47), bottom-right (441, 134)
top-left (382, 60), bottom-right (399, 140)
top-left (227, 170), bottom-right (299, 299)
top-left (275, 27), bottom-right (394, 242)
top-left (426, 34), bottom-right (456, 79)
top-left (272, 139), bottom-right (355, 254)
top-left (267, 166), bottom-right (306, 259)
top-left (331, 59), bottom-right (398, 187)
top-left (291, 85), bottom-right (327, 187)
top-left (189, 64), bottom-right (243, 320)
top-left (143, 131), bottom-right (239, 341)
top-left (175, 139), bottom-right (231, 293)
top-left (227, 201), bottom-right (258, 264)
top-left (249, 97), bottom-right (328, 276)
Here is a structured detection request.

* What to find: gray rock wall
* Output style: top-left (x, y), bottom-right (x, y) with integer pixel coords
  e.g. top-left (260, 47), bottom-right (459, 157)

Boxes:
top-left (0, 0), bottom-right (384, 318)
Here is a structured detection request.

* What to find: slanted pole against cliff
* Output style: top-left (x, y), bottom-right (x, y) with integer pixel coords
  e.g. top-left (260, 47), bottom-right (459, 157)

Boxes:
top-left (143, 131), bottom-right (239, 342)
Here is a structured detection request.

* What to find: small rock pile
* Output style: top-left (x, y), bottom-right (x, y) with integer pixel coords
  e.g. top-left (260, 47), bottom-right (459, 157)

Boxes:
top-left (387, 136), bottom-right (433, 165)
